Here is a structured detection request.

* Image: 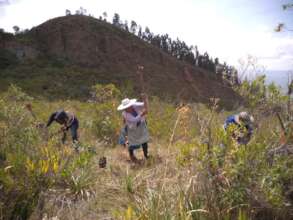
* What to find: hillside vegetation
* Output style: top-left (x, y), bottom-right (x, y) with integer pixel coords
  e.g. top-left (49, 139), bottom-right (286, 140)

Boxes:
top-left (0, 78), bottom-right (293, 220)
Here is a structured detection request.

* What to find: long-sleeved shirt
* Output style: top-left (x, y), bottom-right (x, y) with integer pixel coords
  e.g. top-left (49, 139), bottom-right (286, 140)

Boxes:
top-left (224, 115), bottom-right (238, 130)
top-left (122, 105), bottom-right (145, 129)
top-left (122, 104), bottom-right (149, 146)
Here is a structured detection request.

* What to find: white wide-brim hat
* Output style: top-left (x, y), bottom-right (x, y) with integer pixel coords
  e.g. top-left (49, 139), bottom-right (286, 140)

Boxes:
top-left (117, 98), bottom-right (137, 111)
top-left (235, 112), bottom-right (254, 124)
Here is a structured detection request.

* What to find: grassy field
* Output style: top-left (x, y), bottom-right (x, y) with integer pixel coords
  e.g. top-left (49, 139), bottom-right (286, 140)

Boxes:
top-left (0, 81), bottom-right (293, 220)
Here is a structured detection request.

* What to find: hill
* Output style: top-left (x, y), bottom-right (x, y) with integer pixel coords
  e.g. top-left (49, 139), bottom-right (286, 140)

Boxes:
top-left (0, 15), bottom-right (242, 109)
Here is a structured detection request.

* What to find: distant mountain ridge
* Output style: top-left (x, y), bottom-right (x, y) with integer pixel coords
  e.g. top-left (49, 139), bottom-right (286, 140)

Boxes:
top-left (265, 70), bottom-right (292, 91)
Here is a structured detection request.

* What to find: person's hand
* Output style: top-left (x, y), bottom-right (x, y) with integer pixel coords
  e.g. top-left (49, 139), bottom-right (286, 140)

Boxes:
top-left (141, 93), bottom-right (147, 99)
top-left (61, 126), bottom-right (67, 132)
top-left (141, 109), bottom-right (147, 116)
top-left (36, 123), bottom-right (45, 129)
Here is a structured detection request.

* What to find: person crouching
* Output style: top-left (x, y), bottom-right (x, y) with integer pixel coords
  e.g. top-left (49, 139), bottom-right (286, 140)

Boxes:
top-left (224, 112), bottom-right (254, 145)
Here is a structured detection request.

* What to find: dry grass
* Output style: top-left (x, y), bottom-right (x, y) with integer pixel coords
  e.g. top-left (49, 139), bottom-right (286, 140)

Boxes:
top-left (1, 85), bottom-right (293, 220)
top-left (29, 141), bottom-right (183, 219)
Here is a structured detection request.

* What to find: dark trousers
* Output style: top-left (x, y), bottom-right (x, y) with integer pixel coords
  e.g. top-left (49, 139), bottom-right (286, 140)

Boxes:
top-left (62, 118), bottom-right (79, 143)
top-left (129, 142), bottom-right (148, 159)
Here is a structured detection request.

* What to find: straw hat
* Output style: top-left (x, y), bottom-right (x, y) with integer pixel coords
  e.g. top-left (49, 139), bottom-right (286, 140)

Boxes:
top-left (117, 98), bottom-right (137, 111)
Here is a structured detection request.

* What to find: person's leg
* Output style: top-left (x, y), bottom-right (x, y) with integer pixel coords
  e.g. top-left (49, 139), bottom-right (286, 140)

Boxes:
top-left (128, 148), bottom-right (137, 161)
top-left (70, 119), bottom-right (79, 143)
top-left (61, 131), bottom-right (67, 144)
top-left (142, 142), bottom-right (149, 159)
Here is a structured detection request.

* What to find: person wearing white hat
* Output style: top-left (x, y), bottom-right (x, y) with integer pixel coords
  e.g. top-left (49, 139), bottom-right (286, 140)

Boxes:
top-left (224, 112), bottom-right (254, 144)
top-left (117, 94), bottom-right (149, 161)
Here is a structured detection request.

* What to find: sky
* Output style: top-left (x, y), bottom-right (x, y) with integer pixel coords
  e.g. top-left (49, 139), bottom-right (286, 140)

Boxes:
top-left (0, 0), bottom-right (293, 71)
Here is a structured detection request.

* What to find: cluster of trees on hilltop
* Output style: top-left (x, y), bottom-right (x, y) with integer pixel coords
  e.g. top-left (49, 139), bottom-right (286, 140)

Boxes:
top-left (109, 12), bottom-right (218, 72)
top-left (102, 11), bottom-right (239, 85)
top-left (63, 8), bottom-right (239, 85)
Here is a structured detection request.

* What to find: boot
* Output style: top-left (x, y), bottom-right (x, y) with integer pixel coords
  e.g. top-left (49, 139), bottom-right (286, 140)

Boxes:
top-left (130, 154), bottom-right (138, 162)
top-left (142, 143), bottom-right (149, 159)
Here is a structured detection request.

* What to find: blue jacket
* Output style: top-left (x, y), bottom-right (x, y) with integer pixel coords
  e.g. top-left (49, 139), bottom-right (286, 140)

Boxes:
top-left (224, 114), bottom-right (253, 134)
top-left (224, 115), bottom-right (238, 130)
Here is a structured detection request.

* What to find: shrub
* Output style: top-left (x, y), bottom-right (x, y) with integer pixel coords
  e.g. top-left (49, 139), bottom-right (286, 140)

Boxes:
top-left (91, 83), bottom-right (121, 103)
top-left (91, 84), bottom-right (122, 145)
top-left (0, 85), bottom-right (95, 219)
top-left (0, 49), bottom-right (18, 69)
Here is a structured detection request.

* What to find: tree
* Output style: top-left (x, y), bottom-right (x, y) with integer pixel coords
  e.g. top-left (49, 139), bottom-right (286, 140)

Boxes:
top-left (102, 12), bottom-right (108, 21)
top-left (22, 29), bottom-right (29, 34)
top-left (275, 23), bottom-right (293, 32)
top-left (75, 6), bottom-right (86, 15)
top-left (150, 34), bottom-right (161, 48)
top-left (275, 2), bottom-right (293, 32)
top-left (138, 26), bottom-right (142, 38)
top-left (143, 27), bottom-right (152, 42)
top-left (130, 20), bottom-right (137, 34)
top-left (112, 13), bottom-right (121, 27)
top-left (198, 55), bottom-right (203, 67)
top-left (215, 57), bottom-right (219, 65)
top-left (65, 9), bottom-right (71, 16)
top-left (79, 7), bottom-right (87, 15)
top-left (161, 34), bottom-right (169, 52)
top-left (124, 20), bottom-right (129, 32)
top-left (12, 26), bottom-right (20, 35)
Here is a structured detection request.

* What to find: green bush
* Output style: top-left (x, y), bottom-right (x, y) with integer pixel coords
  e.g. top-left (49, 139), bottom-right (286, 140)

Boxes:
top-left (91, 84), bottom-right (122, 145)
top-left (0, 49), bottom-right (18, 69)
top-left (148, 97), bottom-right (176, 141)
top-left (93, 101), bottom-right (121, 146)
top-left (0, 85), bottom-right (95, 219)
top-left (91, 83), bottom-right (121, 103)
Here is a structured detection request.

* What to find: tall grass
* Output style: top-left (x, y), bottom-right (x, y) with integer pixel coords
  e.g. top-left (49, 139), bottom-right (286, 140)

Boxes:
top-left (1, 82), bottom-right (293, 220)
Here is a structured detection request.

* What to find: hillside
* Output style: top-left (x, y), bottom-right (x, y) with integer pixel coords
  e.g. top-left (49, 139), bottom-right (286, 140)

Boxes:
top-left (0, 15), bottom-right (242, 109)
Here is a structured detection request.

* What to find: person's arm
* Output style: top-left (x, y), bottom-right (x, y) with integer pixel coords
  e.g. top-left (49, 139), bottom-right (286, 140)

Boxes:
top-left (141, 93), bottom-right (148, 115)
top-left (224, 116), bottom-right (234, 130)
top-left (64, 112), bottom-right (74, 129)
top-left (246, 124), bottom-right (253, 135)
top-left (46, 112), bottom-right (57, 127)
top-left (123, 112), bottom-right (144, 123)
top-left (224, 121), bottom-right (228, 130)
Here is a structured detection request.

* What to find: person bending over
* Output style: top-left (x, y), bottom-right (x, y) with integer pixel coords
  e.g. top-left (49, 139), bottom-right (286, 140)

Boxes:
top-left (47, 109), bottom-right (79, 143)
top-left (224, 112), bottom-right (254, 144)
